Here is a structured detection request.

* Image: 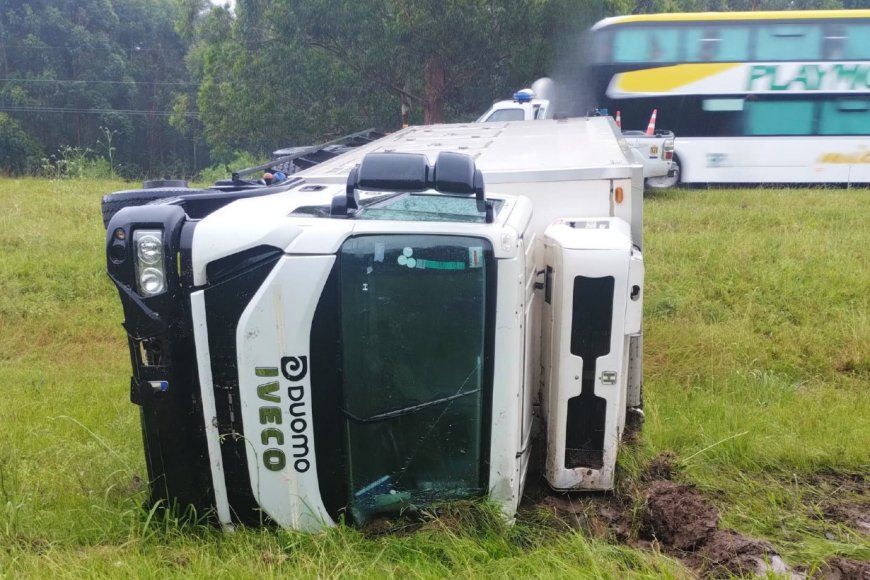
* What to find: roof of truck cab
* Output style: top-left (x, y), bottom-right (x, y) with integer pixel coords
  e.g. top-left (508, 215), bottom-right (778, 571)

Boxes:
top-left (295, 118), bottom-right (638, 186)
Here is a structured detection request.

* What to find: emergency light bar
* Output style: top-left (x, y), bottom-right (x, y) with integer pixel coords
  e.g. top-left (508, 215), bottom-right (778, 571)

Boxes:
top-left (513, 88), bottom-right (535, 103)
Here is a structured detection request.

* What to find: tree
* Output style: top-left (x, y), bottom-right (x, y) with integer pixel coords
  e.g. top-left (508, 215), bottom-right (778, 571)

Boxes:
top-left (0, 113), bottom-right (43, 174)
top-left (0, 0), bottom-right (199, 176)
top-left (173, 0), bottom-right (402, 160)
top-left (113, 0), bottom-right (196, 173)
top-left (181, 0), bottom-right (581, 161)
top-left (279, 0), bottom-right (564, 124)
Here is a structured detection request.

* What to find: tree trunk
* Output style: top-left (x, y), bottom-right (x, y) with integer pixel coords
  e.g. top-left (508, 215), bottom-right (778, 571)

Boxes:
top-left (423, 54), bottom-right (444, 125)
top-left (401, 81), bottom-right (411, 128)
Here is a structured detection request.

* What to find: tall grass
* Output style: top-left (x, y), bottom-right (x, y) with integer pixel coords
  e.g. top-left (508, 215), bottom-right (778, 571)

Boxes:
top-left (0, 178), bottom-right (867, 576)
top-left (641, 187), bottom-right (869, 564)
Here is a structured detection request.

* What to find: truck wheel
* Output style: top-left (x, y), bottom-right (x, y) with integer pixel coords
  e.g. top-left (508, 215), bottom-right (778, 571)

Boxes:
top-left (101, 186), bottom-right (208, 228)
top-left (645, 155), bottom-right (681, 189)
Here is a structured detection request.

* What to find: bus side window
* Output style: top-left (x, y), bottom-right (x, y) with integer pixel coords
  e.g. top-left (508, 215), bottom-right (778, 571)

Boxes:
top-left (593, 30), bottom-right (613, 63)
top-left (823, 24), bottom-right (847, 60)
top-left (686, 27), bottom-right (750, 62)
top-left (698, 29), bottom-right (720, 61)
top-left (819, 98), bottom-right (870, 135)
top-left (745, 99), bottom-right (815, 136)
top-left (844, 24), bottom-right (870, 59)
top-left (756, 25), bottom-right (822, 60)
top-left (696, 98), bottom-right (745, 137)
top-left (613, 27), bottom-right (680, 63)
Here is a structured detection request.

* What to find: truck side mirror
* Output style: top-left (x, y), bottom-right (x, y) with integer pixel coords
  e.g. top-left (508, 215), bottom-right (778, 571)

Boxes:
top-left (330, 166), bottom-right (361, 218)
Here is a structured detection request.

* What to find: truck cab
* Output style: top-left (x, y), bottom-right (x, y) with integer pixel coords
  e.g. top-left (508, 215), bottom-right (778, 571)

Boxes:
top-left (105, 118), bottom-right (646, 531)
top-left (476, 89), bottom-right (551, 122)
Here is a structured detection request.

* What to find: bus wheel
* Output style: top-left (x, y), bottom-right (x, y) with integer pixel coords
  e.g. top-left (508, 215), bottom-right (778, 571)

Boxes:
top-left (646, 155), bottom-right (681, 189)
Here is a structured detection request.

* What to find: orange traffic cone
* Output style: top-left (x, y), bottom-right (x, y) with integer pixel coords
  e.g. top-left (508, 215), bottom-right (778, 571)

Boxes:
top-left (615, 110), bottom-right (621, 129)
top-left (645, 109), bottom-right (657, 136)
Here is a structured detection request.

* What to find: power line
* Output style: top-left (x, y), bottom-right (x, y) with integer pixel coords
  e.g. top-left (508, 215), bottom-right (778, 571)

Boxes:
top-left (1, 38), bottom-right (281, 52)
top-left (0, 77), bottom-right (198, 86)
top-left (0, 106), bottom-right (199, 117)
top-left (0, 44), bottom-right (178, 52)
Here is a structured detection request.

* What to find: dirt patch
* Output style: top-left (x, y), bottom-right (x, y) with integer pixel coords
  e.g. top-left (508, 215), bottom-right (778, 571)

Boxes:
top-left (523, 454), bottom-right (870, 578)
top-left (535, 493), bottom-right (635, 540)
top-left (643, 450), bottom-right (678, 482)
top-left (821, 503), bottom-right (870, 536)
top-left (638, 476), bottom-right (795, 578)
top-left (812, 556), bottom-right (870, 580)
top-left (641, 481), bottom-right (718, 550)
top-left (690, 529), bottom-right (790, 578)
top-left (808, 472), bottom-right (870, 537)
top-left (808, 472), bottom-right (868, 496)
top-left (835, 357), bottom-right (870, 377)
top-left (524, 453), bottom-right (798, 577)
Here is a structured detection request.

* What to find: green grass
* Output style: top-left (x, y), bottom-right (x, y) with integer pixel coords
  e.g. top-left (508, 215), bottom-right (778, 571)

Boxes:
top-left (639, 186), bottom-right (870, 566)
top-left (0, 178), bottom-right (868, 577)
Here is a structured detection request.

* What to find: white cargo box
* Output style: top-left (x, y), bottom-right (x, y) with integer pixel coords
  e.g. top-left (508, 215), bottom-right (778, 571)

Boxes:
top-left (296, 118), bottom-right (645, 249)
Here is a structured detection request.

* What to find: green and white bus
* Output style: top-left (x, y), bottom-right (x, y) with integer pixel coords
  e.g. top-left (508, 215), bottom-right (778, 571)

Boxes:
top-left (589, 10), bottom-right (870, 186)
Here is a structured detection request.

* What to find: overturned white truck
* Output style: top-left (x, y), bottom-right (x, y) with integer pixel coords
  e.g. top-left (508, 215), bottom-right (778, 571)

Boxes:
top-left (105, 118), bottom-right (645, 531)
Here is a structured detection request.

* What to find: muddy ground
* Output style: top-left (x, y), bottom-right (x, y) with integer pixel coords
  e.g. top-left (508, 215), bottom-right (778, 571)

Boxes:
top-left (362, 443), bottom-right (867, 578)
top-left (525, 452), bottom-right (869, 579)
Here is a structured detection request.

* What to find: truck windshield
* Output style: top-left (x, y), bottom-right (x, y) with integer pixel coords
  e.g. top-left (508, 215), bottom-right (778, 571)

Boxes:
top-left (359, 194), bottom-right (502, 223)
top-left (339, 234), bottom-right (492, 523)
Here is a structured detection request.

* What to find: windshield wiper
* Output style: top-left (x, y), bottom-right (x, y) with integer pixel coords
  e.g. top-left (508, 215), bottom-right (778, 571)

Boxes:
top-left (342, 388), bottom-right (480, 424)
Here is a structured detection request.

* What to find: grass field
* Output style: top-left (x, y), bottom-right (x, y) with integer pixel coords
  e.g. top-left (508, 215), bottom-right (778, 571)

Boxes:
top-left (0, 178), bottom-right (867, 578)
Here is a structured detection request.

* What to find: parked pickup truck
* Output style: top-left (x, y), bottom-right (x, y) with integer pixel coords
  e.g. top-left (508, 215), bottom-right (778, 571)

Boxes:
top-left (477, 86), bottom-right (678, 189)
top-left (621, 129), bottom-right (678, 189)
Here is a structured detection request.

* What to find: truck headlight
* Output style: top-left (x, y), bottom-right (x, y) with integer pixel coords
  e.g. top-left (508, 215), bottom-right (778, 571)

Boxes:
top-left (133, 229), bottom-right (166, 296)
top-left (136, 233), bottom-right (163, 264)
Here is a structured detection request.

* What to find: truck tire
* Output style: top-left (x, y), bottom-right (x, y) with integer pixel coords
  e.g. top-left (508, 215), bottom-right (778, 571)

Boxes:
top-left (101, 186), bottom-right (208, 228)
top-left (645, 154), bottom-right (681, 189)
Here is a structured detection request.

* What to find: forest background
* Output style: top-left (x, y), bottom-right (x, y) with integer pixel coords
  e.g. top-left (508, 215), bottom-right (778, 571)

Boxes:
top-left (0, 0), bottom-right (865, 178)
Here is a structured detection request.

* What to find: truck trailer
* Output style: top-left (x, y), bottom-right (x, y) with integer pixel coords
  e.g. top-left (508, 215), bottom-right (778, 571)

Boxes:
top-left (476, 85), bottom-right (677, 189)
top-left (105, 118), bottom-right (646, 531)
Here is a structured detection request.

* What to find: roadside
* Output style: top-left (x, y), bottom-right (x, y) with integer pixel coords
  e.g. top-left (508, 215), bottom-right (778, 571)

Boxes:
top-left (0, 179), bottom-right (867, 577)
